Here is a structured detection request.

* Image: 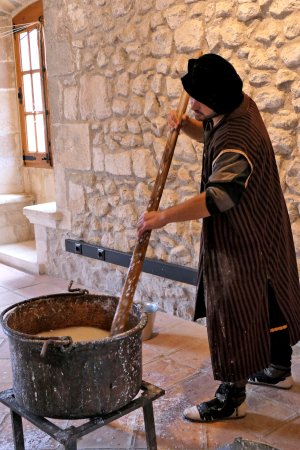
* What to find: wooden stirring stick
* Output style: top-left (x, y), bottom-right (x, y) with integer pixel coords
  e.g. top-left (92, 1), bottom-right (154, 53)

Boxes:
top-left (110, 52), bottom-right (202, 336)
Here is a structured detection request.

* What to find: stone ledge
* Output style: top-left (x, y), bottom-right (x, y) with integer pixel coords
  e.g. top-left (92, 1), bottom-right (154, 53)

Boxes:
top-left (0, 194), bottom-right (35, 212)
top-left (23, 202), bottom-right (64, 228)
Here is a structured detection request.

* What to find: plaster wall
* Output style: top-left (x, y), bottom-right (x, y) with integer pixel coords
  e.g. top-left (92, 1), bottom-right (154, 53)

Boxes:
top-left (43, 0), bottom-right (300, 318)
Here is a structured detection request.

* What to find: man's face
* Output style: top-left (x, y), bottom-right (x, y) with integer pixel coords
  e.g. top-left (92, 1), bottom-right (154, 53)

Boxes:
top-left (190, 98), bottom-right (215, 121)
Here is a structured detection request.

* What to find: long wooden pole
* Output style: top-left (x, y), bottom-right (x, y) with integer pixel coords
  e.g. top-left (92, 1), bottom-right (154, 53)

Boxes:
top-left (110, 53), bottom-right (202, 335)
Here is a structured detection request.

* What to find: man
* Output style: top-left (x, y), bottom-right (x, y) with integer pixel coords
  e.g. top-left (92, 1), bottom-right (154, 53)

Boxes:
top-left (137, 54), bottom-right (300, 422)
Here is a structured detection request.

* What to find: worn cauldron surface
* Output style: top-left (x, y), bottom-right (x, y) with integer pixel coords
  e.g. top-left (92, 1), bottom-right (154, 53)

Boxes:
top-left (0, 292), bottom-right (147, 419)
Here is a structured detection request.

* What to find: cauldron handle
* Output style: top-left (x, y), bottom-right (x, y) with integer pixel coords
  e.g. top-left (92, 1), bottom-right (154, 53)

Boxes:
top-left (68, 280), bottom-right (89, 294)
top-left (40, 336), bottom-right (73, 357)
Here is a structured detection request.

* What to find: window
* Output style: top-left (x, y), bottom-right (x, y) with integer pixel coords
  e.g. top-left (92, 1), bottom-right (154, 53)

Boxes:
top-left (13, 0), bottom-right (52, 168)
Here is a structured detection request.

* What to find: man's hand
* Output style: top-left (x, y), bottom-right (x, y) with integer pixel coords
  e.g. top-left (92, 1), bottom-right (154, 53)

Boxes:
top-left (137, 211), bottom-right (167, 239)
top-left (167, 110), bottom-right (204, 141)
top-left (167, 110), bottom-right (189, 131)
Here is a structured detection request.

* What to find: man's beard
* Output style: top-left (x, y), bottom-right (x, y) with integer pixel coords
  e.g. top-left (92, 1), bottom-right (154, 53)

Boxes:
top-left (194, 113), bottom-right (205, 122)
top-left (194, 111), bottom-right (219, 122)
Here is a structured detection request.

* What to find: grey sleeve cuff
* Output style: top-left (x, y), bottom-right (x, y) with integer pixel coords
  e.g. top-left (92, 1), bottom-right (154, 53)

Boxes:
top-left (205, 150), bottom-right (253, 214)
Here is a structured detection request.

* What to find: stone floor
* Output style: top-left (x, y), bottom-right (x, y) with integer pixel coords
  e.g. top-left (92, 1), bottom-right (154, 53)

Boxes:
top-left (0, 262), bottom-right (300, 450)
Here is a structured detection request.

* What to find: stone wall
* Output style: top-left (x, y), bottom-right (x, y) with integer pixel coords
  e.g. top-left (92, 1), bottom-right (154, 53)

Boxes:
top-left (43, 0), bottom-right (300, 318)
top-left (0, 16), bottom-right (24, 194)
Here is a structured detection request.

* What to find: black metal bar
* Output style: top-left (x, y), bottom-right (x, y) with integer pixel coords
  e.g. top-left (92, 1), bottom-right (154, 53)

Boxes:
top-left (64, 434), bottom-right (77, 450)
top-left (0, 390), bottom-right (70, 443)
top-left (65, 239), bottom-right (197, 286)
top-left (143, 402), bottom-right (157, 450)
top-left (0, 382), bottom-right (165, 450)
top-left (11, 410), bottom-right (25, 450)
top-left (22, 155), bottom-right (36, 161)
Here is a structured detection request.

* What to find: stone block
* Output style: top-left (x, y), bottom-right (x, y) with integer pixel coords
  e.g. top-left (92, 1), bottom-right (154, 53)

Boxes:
top-left (0, 18), bottom-right (13, 61)
top-left (64, 85), bottom-right (78, 120)
top-left (174, 19), bottom-right (205, 52)
top-left (0, 165), bottom-right (23, 194)
top-left (248, 47), bottom-right (278, 70)
top-left (132, 148), bottom-right (157, 178)
top-left (113, 204), bottom-right (138, 227)
top-left (0, 62), bottom-right (15, 89)
top-left (175, 134), bottom-right (197, 163)
top-left (253, 88), bottom-right (284, 111)
top-left (144, 92), bottom-right (160, 119)
top-left (280, 42), bottom-right (300, 68)
top-left (67, 3), bottom-right (88, 33)
top-left (215, 1), bottom-right (234, 18)
top-left (163, 5), bottom-right (187, 30)
top-left (120, 135), bottom-right (143, 149)
top-left (0, 194), bottom-right (35, 244)
top-left (109, 119), bottom-right (125, 134)
top-left (271, 110), bottom-right (298, 129)
top-left (112, 98), bottom-right (128, 116)
top-left (115, 72), bottom-right (130, 96)
top-left (269, 127), bottom-right (295, 155)
top-left (151, 28), bottom-right (173, 57)
top-left (105, 152), bottom-right (132, 176)
top-left (79, 74), bottom-right (112, 120)
top-left (237, 3), bottom-right (261, 22)
top-left (151, 11), bottom-right (164, 29)
top-left (0, 134), bottom-right (21, 157)
top-left (53, 123), bottom-right (91, 170)
top-left (270, 0), bottom-right (298, 18)
top-left (156, 0), bottom-right (177, 10)
top-left (112, 0), bottom-right (134, 17)
top-left (286, 160), bottom-right (300, 195)
top-left (132, 75), bottom-right (149, 96)
top-left (68, 181), bottom-right (85, 214)
top-left (291, 80), bottom-right (300, 98)
top-left (0, 89), bottom-right (19, 136)
top-left (206, 23), bottom-right (222, 51)
top-left (48, 78), bottom-right (63, 123)
top-left (127, 119), bottom-right (141, 134)
top-left (283, 13), bottom-right (300, 39)
top-left (221, 19), bottom-right (247, 47)
top-left (275, 69), bottom-right (297, 87)
top-left (88, 196), bottom-right (110, 217)
top-left (169, 244), bottom-right (192, 265)
top-left (166, 77), bottom-right (181, 98)
top-left (254, 20), bottom-right (280, 44)
top-left (46, 41), bottom-right (74, 76)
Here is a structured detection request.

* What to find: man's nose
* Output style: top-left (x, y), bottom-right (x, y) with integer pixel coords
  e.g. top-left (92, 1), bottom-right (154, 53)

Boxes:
top-left (190, 98), bottom-right (197, 110)
top-left (190, 97), bottom-right (199, 111)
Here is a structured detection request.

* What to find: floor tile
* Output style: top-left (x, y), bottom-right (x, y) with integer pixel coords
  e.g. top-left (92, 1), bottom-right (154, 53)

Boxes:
top-left (14, 282), bottom-right (69, 298)
top-left (0, 290), bottom-right (26, 307)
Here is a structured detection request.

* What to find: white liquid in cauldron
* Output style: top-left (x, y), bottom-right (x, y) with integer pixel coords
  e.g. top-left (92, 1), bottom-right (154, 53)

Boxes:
top-left (35, 326), bottom-right (110, 342)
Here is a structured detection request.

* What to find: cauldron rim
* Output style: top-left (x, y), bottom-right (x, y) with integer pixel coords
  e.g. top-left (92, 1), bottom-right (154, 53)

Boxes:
top-left (0, 292), bottom-right (148, 346)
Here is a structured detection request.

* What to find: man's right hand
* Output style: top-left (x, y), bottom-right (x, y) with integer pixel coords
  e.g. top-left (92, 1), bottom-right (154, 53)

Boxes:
top-left (137, 211), bottom-right (167, 239)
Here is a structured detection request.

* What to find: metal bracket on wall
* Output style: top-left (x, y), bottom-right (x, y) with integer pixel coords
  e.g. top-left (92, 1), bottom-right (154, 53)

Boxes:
top-left (65, 239), bottom-right (197, 286)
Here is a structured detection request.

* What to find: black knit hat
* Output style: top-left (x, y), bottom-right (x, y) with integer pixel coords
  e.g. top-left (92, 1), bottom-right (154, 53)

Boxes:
top-left (181, 54), bottom-right (243, 114)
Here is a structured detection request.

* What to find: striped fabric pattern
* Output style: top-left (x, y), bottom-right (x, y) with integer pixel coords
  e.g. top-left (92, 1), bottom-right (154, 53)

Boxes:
top-left (197, 94), bottom-right (300, 382)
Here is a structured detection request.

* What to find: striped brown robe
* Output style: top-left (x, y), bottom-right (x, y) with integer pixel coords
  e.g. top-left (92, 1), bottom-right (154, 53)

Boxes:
top-left (196, 94), bottom-right (300, 382)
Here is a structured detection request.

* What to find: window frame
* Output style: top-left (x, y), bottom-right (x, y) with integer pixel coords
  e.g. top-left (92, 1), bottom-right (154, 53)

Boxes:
top-left (13, 0), bottom-right (52, 168)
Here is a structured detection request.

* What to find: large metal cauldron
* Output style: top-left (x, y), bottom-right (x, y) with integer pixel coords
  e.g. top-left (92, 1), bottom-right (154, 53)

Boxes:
top-left (0, 291), bottom-right (147, 419)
